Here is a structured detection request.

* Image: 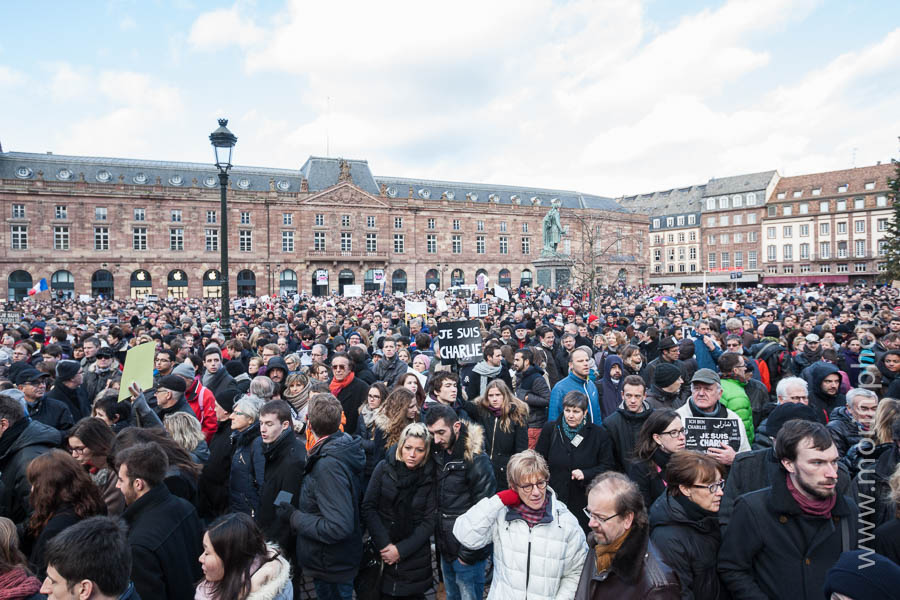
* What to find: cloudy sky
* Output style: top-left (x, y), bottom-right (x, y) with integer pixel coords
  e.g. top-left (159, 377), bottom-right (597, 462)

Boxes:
top-left (2, 0), bottom-right (899, 197)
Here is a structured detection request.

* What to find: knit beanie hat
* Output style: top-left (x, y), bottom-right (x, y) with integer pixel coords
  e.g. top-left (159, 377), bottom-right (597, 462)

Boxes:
top-left (225, 360), bottom-right (247, 377)
top-left (172, 362), bottom-right (196, 379)
top-left (654, 363), bottom-right (682, 388)
top-left (214, 387), bottom-right (240, 414)
top-left (55, 360), bottom-right (81, 382)
top-left (823, 550), bottom-right (900, 600)
top-left (763, 323), bottom-right (780, 338)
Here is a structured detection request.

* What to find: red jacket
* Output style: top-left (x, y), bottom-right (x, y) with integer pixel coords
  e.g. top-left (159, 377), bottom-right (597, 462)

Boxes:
top-left (185, 377), bottom-right (217, 444)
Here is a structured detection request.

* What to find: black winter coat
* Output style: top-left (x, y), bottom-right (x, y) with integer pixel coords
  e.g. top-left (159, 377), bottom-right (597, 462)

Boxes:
top-left (229, 423), bottom-right (265, 516)
top-left (460, 398), bottom-right (528, 489)
top-left (122, 484), bottom-right (203, 600)
top-left (291, 432), bottom-right (365, 583)
top-left (256, 429), bottom-right (306, 549)
top-left (459, 361), bottom-right (513, 403)
top-left (433, 422), bottom-right (497, 563)
top-left (203, 368), bottom-right (236, 403)
top-left (26, 505), bottom-right (83, 579)
top-left (601, 401), bottom-right (653, 472)
top-left (851, 442), bottom-right (898, 529)
top-left (0, 419), bottom-right (61, 524)
top-left (26, 396), bottom-right (74, 433)
top-left (335, 376), bottom-right (369, 436)
top-left (197, 420), bottom-right (232, 520)
top-left (514, 365), bottom-right (551, 429)
top-left (362, 453), bottom-right (437, 596)
top-left (826, 405), bottom-right (861, 457)
top-left (626, 448), bottom-right (671, 513)
top-left (357, 414), bottom-right (387, 489)
top-left (45, 382), bottom-right (91, 423)
top-left (718, 474), bottom-right (858, 600)
top-left (645, 384), bottom-right (686, 410)
top-left (649, 494), bottom-right (726, 600)
top-left (720, 446), bottom-right (851, 529)
top-left (535, 420), bottom-right (615, 532)
top-left (874, 517), bottom-right (900, 566)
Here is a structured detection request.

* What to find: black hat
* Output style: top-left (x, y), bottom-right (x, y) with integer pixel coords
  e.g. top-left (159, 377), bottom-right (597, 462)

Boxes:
top-left (158, 374), bottom-right (187, 394)
top-left (96, 346), bottom-right (114, 358)
top-left (55, 360), bottom-right (82, 382)
top-left (824, 550), bottom-right (900, 600)
top-left (215, 387), bottom-right (240, 414)
top-left (654, 363), bottom-right (682, 388)
top-left (763, 323), bottom-right (780, 338)
top-left (225, 360), bottom-right (246, 377)
top-left (764, 403), bottom-right (818, 438)
top-left (658, 336), bottom-right (678, 350)
top-left (14, 367), bottom-right (48, 386)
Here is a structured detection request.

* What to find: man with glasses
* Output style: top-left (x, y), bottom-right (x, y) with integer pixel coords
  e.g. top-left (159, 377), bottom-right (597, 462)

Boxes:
top-left (675, 369), bottom-right (750, 467)
top-left (575, 471), bottom-right (680, 599)
top-left (83, 346), bottom-right (120, 403)
top-left (15, 366), bottom-right (73, 432)
top-left (328, 352), bottom-right (368, 435)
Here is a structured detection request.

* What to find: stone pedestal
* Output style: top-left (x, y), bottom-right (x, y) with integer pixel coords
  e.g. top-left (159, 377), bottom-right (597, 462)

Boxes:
top-left (534, 255), bottom-right (574, 290)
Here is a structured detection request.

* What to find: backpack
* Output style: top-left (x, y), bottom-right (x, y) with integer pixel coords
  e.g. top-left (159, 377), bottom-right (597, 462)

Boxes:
top-left (754, 342), bottom-right (792, 394)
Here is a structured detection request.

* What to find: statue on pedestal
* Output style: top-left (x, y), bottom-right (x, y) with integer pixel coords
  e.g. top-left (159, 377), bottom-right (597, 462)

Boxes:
top-left (541, 200), bottom-right (563, 256)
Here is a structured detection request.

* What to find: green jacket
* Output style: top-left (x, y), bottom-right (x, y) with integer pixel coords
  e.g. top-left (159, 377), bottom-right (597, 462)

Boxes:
top-left (720, 378), bottom-right (754, 445)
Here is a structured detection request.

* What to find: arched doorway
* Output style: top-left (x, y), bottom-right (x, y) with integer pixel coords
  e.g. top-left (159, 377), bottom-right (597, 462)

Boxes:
top-left (280, 269), bottom-right (297, 296)
top-left (617, 268), bottom-right (627, 285)
top-left (237, 270), bottom-right (256, 297)
top-left (8, 270), bottom-right (32, 302)
top-left (167, 269), bottom-right (188, 299)
top-left (91, 270), bottom-right (114, 298)
top-left (312, 269), bottom-right (329, 297)
top-left (451, 268), bottom-right (464, 287)
top-left (202, 269), bottom-right (222, 298)
top-left (364, 269), bottom-right (378, 293)
top-left (338, 269), bottom-right (355, 295)
top-left (392, 269), bottom-right (407, 294)
top-left (130, 270), bottom-right (152, 299)
top-left (498, 268), bottom-right (511, 288)
top-left (520, 269), bottom-right (532, 288)
top-left (51, 270), bottom-right (75, 300)
top-left (425, 268), bottom-right (440, 290)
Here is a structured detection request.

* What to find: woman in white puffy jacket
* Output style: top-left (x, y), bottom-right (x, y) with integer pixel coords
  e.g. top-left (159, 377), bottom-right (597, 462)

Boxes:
top-left (452, 449), bottom-right (588, 600)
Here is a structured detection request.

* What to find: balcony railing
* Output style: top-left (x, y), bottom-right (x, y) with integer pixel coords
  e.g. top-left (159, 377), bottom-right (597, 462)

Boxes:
top-left (306, 249), bottom-right (389, 260)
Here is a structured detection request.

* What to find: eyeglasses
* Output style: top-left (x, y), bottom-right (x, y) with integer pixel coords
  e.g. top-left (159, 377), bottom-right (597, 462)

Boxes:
top-left (332, 364), bottom-right (349, 371)
top-left (517, 480), bottom-right (547, 493)
top-left (232, 411), bottom-right (251, 418)
top-left (659, 428), bottom-right (686, 438)
top-left (23, 380), bottom-right (46, 387)
top-left (784, 395), bottom-right (809, 402)
top-left (583, 507), bottom-right (620, 524)
top-left (70, 446), bottom-right (88, 455)
top-left (693, 480), bottom-right (726, 493)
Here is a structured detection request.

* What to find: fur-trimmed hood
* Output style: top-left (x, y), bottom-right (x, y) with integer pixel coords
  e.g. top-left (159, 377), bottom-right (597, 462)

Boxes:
top-left (453, 420), bottom-right (485, 463)
top-left (247, 543), bottom-right (292, 600)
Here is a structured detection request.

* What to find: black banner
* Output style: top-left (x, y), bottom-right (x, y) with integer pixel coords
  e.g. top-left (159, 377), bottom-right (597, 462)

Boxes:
top-left (684, 417), bottom-right (741, 452)
top-left (436, 320), bottom-right (482, 365)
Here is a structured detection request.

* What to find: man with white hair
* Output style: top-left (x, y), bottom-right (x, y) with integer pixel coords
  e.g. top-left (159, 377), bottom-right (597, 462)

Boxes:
top-left (827, 387), bottom-right (878, 457)
top-left (753, 376), bottom-right (809, 448)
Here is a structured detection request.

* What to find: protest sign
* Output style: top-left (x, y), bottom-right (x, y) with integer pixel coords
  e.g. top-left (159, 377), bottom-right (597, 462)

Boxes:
top-left (343, 285), bottom-right (362, 298)
top-left (684, 417), bottom-right (741, 452)
top-left (405, 300), bottom-right (427, 316)
top-left (0, 311), bottom-right (20, 325)
top-left (117, 342), bottom-right (156, 402)
top-left (494, 286), bottom-right (509, 301)
top-left (373, 269), bottom-right (385, 283)
top-left (436, 320), bottom-right (482, 364)
top-left (468, 304), bottom-right (488, 318)
top-left (436, 299), bottom-right (448, 312)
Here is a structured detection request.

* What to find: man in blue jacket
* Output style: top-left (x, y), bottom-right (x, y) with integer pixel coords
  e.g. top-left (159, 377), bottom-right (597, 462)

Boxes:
top-left (690, 320), bottom-right (723, 372)
top-left (548, 347), bottom-right (602, 425)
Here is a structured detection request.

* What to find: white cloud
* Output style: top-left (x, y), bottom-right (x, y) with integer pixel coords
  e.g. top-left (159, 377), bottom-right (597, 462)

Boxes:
top-left (0, 64), bottom-right (24, 87)
top-left (188, 4), bottom-right (264, 50)
top-left (119, 16), bottom-right (136, 30)
top-left (46, 62), bottom-right (90, 100)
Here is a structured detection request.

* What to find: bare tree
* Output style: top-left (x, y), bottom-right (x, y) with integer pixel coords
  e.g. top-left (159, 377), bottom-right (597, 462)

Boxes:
top-left (562, 211), bottom-right (633, 313)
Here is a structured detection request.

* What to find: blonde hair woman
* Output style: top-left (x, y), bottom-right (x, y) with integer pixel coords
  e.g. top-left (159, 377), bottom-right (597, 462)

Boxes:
top-left (460, 379), bottom-right (529, 489)
top-left (164, 411), bottom-right (209, 464)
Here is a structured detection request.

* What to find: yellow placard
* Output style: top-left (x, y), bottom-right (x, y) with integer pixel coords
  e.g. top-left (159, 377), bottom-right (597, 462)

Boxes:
top-left (118, 342), bottom-right (157, 401)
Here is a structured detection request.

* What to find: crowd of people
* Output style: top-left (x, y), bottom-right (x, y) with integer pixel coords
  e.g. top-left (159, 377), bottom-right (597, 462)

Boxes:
top-left (0, 281), bottom-right (899, 599)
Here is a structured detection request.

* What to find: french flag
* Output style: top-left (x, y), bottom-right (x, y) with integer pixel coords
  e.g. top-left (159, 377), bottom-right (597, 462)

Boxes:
top-left (27, 278), bottom-right (49, 296)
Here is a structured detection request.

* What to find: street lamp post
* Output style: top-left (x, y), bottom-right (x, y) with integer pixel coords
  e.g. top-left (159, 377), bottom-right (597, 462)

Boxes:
top-left (209, 118), bottom-right (237, 337)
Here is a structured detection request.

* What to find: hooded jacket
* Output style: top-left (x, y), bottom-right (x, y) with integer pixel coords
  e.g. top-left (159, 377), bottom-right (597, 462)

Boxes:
top-left (826, 405), bottom-right (862, 457)
top-left (719, 377), bottom-right (755, 446)
top-left (597, 355), bottom-right (625, 419)
top-left (291, 432), bottom-right (366, 583)
top-left (0, 419), bottom-right (61, 523)
top-left (876, 352), bottom-right (900, 399)
top-left (601, 400), bottom-right (653, 472)
top-left (83, 358), bottom-right (121, 401)
top-left (515, 364), bottom-right (551, 429)
top-left (453, 490), bottom-right (588, 600)
top-left (801, 362), bottom-right (845, 423)
top-left (549, 371), bottom-right (603, 426)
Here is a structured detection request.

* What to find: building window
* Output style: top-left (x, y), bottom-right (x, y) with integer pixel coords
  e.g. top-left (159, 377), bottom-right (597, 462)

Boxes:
top-left (733, 195), bottom-right (743, 207)
top-left (733, 214), bottom-right (742, 225)
top-left (205, 229), bottom-right (218, 252)
top-left (800, 264), bottom-right (810, 273)
top-left (341, 232), bottom-right (352, 252)
top-left (706, 198), bottom-right (716, 210)
top-left (855, 262), bottom-right (867, 272)
top-left (783, 245), bottom-right (793, 260)
top-left (666, 217), bottom-right (674, 227)
top-left (654, 234), bottom-right (662, 244)
top-left (282, 231), bottom-right (294, 252)
top-left (240, 211), bottom-right (250, 225)
top-left (719, 196), bottom-right (729, 209)
top-left (655, 265), bottom-right (662, 273)
top-left (767, 227), bottom-right (776, 239)
top-left (171, 209), bottom-right (182, 222)
top-left (748, 251), bottom-right (757, 269)
top-left (748, 232), bottom-right (758, 242)
top-left (855, 220), bottom-right (865, 233)
top-left (668, 234), bottom-right (674, 244)
top-left (812, 188), bottom-right (821, 196)
top-left (800, 224), bottom-right (809, 237)
top-left (314, 231), bottom-right (326, 251)
top-left (837, 200), bottom-right (847, 211)
top-left (865, 181), bottom-right (875, 190)
top-left (453, 219), bottom-right (461, 231)
top-left (11, 225), bottom-right (27, 250)
top-left (668, 248), bottom-right (676, 261)
top-left (653, 219), bottom-right (661, 229)
top-left (522, 222), bottom-right (529, 233)
top-left (820, 223), bottom-right (830, 235)
top-left (684, 214), bottom-right (695, 225)
top-left (800, 243), bottom-right (810, 259)
top-left (747, 213), bottom-right (757, 225)
top-left (720, 233), bottom-right (729, 244)
top-left (476, 236), bottom-right (485, 254)
top-left (393, 234), bottom-right (404, 253)
top-left (428, 218), bottom-right (436, 230)
top-left (55, 205), bottom-right (67, 219)
top-left (207, 210), bottom-right (217, 224)
top-left (734, 252), bottom-right (743, 267)
top-left (767, 245), bottom-right (777, 261)
top-left (95, 207), bottom-right (107, 221)
top-left (689, 231), bottom-right (697, 241)
top-left (94, 227), bottom-right (109, 250)
top-left (721, 252), bottom-right (730, 268)
top-left (499, 236), bottom-right (508, 254)
top-left (134, 208), bottom-right (145, 221)
top-left (342, 215), bottom-right (351, 227)
top-left (169, 228), bottom-right (184, 251)
top-left (747, 193), bottom-right (757, 205)
top-left (792, 191), bottom-right (802, 198)
top-left (689, 247), bottom-right (697, 260)
top-left (315, 214), bottom-right (325, 226)
top-left (767, 266), bottom-right (778, 274)
top-left (877, 195), bottom-right (888, 207)
top-left (133, 227), bottom-right (147, 251)
top-left (426, 234), bottom-right (437, 254)
top-left (283, 213), bottom-right (293, 226)
top-left (878, 240), bottom-right (888, 255)
top-left (783, 266), bottom-right (793, 274)
top-left (499, 221), bottom-right (507, 232)
top-left (707, 217), bottom-right (716, 227)
top-left (239, 230), bottom-right (252, 252)
top-left (734, 233), bottom-right (743, 243)
top-left (668, 264), bottom-right (675, 273)
top-left (776, 192), bottom-right (786, 200)
top-left (708, 253), bottom-right (717, 269)
top-left (767, 206), bottom-right (776, 217)
top-left (690, 263), bottom-right (697, 272)
top-left (477, 220), bottom-right (484, 231)
top-left (366, 233), bottom-right (377, 253)
top-left (394, 217), bottom-right (403, 229)
top-left (11, 204), bottom-right (25, 219)
top-left (783, 225), bottom-right (792, 238)
top-left (522, 237), bottom-right (530, 255)
top-left (708, 235), bottom-right (716, 245)
top-left (452, 235), bottom-right (462, 254)
top-left (818, 201), bottom-right (828, 213)
top-left (653, 249), bottom-right (662, 261)
top-left (875, 218), bottom-right (887, 231)
top-left (878, 262), bottom-right (887, 271)
top-left (719, 215), bottom-right (729, 226)
top-left (819, 242), bottom-right (830, 259)
top-left (854, 198), bottom-right (865, 210)
top-left (838, 184), bottom-right (848, 193)
top-left (837, 222), bottom-right (847, 234)
top-left (797, 203), bottom-right (808, 215)
top-left (838, 241), bottom-right (848, 258)
top-left (821, 264), bottom-right (831, 273)
top-left (678, 232), bottom-right (685, 243)
top-left (837, 264), bottom-right (848, 273)
top-left (855, 240), bottom-right (866, 257)
top-left (367, 216), bottom-right (376, 228)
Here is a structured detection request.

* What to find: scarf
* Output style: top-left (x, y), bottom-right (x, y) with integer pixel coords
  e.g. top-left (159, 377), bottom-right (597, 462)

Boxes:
top-left (512, 495), bottom-right (550, 528)
top-left (329, 370), bottom-right (355, 396)
top-left (0, 417), bottom-right (28, 459)
top-left (0, 566), bottom-right (42, 600)
top-left (594, 526), bottom-right (631, 573)
top-left (561, 418), bottom-right (585, 441)
top-left (388, 460), bottom-right (426, 541)
top-left (472, 361), bottom-right (502, 397)
top-left (359, 405), bottom-right (379, 429)
top-left (786, 473), bottom-right (836, 517)
top-left (488, 405), bottom-right (503, 417)
top-left (688, 398), bottom-right (728, 418)
top-left (802, 344), bottom-right (824, 363)
top-left (675, 493), bottom-right (719, 522)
